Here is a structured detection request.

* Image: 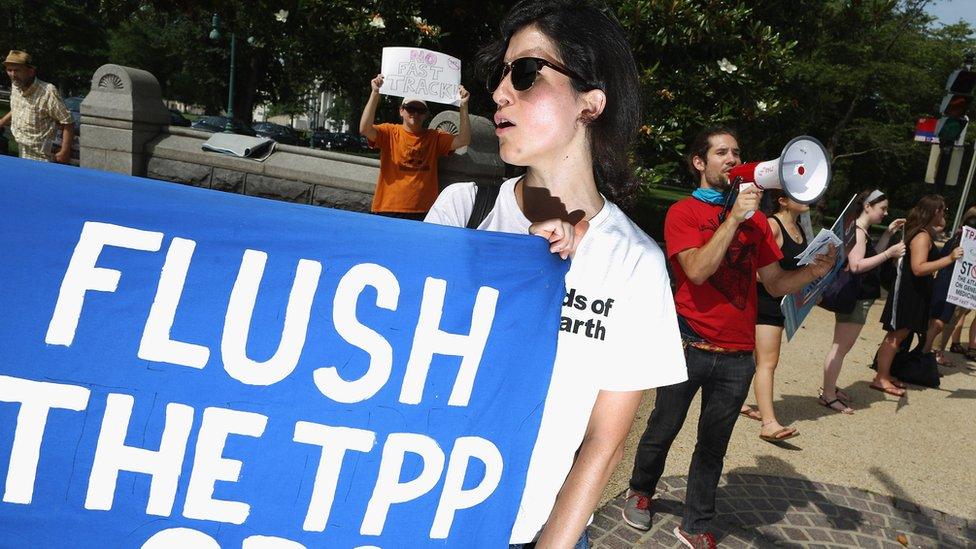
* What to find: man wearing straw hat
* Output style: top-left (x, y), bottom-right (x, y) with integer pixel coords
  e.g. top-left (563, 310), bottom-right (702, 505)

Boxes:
top-left (0, 50), bottom-right (74, 163)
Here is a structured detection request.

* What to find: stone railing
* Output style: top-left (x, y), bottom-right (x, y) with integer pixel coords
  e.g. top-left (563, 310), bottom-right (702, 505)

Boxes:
top-left (79, 64), bottom-right (504, 212)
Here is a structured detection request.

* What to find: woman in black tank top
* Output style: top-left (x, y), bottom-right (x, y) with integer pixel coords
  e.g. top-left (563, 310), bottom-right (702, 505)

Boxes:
top-left (748, 191), bottom-right (808, 442)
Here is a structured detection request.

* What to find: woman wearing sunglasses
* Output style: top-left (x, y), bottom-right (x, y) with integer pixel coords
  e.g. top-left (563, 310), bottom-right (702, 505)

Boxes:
top-left (425, 1), bottom-right (687, 546)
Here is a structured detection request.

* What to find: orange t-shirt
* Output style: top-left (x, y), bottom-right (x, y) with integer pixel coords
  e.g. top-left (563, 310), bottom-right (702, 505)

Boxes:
top-left (369, 123), bottom-right (455, 213)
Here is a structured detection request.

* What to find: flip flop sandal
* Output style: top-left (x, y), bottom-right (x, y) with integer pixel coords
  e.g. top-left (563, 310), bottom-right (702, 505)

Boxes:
top-left (935, 351), bottom-right (956, 367)
top-left (739, 407), bottom-right (763, 421)
top-left (950, 343), bottom-right (966, 354)
top-left (869, 383), bottom-right (905, 397)
top-left (819, 395), bottom-right (853, 414)
top-left (759, 427), bottom-right (799, 443)
top-left (820, 387), bottom-right (853, 404)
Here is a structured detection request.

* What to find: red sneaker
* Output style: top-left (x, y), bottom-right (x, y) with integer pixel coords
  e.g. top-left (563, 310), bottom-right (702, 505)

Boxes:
top-left (673, 526), bottom-right (717, 549)
top-left (621, 489), bottom-right (652, 530)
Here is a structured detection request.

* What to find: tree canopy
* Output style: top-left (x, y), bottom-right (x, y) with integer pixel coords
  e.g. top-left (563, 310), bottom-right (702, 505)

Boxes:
top-left (3, 0), bottom-right (974, 215)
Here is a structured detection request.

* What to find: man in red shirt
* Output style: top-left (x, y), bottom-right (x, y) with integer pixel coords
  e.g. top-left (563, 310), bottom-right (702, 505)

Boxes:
top-left (622, 127), bottom-right (835, 547)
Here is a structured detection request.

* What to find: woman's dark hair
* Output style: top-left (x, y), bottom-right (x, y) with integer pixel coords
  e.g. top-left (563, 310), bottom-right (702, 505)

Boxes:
top-left (760, 189), bottom-right (787, 217)
top-left (904, 194), bottom-right (946, 243)
top-left (476, 0), bottom-right (640, 203)
top-left (686, 125), bottom-right (739, 179)
top-left (853, 189), bottom-right (887, 215)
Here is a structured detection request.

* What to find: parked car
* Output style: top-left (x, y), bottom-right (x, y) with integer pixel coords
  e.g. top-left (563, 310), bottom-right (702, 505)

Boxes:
top-left (190, 115), bottom-right (257, 136)
top-left (252, 121), bottom-right (303, 146)
top-left (312, 131), bottom-right (370, 152)
top-left (311, 130), bottom-right (339, 150)
top-left (51, 95), bottom-right (83, 164)
top-left (169, 109), bottom-right (192, 127)
top-left (62, 96), bottom-right (84, 135)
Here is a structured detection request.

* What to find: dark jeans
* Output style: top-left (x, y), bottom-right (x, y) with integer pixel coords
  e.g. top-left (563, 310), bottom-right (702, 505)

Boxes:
top-left (629, 346), bottom-right (755, 534)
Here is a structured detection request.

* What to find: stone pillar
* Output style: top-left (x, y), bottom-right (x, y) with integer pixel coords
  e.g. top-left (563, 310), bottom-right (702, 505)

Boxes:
top-left (79, 64), bottom-right (170, 176)
top-left (429, 111), bottom-right (505, 190)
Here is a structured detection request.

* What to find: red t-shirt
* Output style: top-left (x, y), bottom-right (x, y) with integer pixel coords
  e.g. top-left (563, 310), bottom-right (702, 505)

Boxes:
top-left (665, 197), bottom-right (783, 350)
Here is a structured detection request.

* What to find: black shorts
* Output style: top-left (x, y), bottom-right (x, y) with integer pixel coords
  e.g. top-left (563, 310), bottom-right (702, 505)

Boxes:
top-left (757, 293), bottom-right (785, 328)
top-left (757, 309), bottom-right (785, 328)
top-left (930, 299), bottom-right (955, 323)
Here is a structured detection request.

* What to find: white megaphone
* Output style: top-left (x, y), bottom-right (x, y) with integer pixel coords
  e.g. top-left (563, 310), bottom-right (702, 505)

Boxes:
top-left (726, 136), bottom-right (831, 219)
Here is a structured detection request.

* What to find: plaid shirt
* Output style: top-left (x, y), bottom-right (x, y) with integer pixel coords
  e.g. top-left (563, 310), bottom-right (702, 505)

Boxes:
top-left (10, 78), bottom-right (72, 149)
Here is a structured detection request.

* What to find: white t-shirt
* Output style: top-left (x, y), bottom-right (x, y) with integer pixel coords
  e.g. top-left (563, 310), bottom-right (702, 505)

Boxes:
top-left (425, 178), bottom-right (688, 543)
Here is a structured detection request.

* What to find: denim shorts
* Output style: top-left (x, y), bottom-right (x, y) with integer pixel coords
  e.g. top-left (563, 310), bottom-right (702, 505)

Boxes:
top-left (835, 298), bottom-right (874, 325)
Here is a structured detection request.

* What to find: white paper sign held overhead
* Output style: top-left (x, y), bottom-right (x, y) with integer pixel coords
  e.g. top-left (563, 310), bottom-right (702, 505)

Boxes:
top-left (380, 47), bottom-right (461, 106)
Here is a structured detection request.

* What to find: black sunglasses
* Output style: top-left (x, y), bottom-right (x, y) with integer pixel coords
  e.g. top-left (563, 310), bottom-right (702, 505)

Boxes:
top-left (487, 56), bottom-right (587, 92)
top-left (402, 104), bottom-right (428, 115)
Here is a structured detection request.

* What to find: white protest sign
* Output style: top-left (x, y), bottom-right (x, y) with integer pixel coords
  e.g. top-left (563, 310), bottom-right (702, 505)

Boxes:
top-left (380, 47), bottom-right (461, 106)
top-left (947, 226), bottom-right (976, 309)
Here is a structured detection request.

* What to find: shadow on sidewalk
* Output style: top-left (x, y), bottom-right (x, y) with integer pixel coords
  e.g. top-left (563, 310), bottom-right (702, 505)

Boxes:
top-left (595, 459), bottom-right (974, 547)
top-left (719, 456), bottom-right (865, 540)
top-left (869, 466), bottom-right (976, 546)
top-left (630, 456), bottom-right (866, 546)
top-left (771, 380), bottom-right (901, 426)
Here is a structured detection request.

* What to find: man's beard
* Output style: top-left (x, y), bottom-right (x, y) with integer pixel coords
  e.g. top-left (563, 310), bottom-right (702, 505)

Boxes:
top-left (707, 173), bottom-right (732, 192)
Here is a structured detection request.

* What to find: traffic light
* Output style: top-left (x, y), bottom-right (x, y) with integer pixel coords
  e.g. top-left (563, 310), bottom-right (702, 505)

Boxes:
top-left (937, 66), bottom-right (975, 145)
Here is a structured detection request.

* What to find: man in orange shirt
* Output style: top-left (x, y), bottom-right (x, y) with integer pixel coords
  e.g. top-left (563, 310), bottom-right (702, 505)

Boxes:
top-left (359, 74), bottom-right (471, 220)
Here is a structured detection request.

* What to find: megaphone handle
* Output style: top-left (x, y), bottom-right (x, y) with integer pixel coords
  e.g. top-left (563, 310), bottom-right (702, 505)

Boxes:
top-left (739, 182), bottom-right (757, 220)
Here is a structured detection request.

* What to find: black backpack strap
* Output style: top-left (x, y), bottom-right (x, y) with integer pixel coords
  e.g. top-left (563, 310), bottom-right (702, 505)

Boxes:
top-left (465, 182), bottom-right (500, 229)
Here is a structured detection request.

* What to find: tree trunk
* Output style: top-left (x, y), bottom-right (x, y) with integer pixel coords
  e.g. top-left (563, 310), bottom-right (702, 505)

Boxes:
top-left (236, 53), bottom-right (263, 124)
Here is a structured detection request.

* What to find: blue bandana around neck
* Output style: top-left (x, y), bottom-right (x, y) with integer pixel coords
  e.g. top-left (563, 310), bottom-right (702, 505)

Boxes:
top-left (692, 187), bottom-right (727, 205)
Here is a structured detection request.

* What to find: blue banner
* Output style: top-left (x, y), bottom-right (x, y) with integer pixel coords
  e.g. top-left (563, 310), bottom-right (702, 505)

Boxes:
top-left (0, 157), bottom-right (567, 547)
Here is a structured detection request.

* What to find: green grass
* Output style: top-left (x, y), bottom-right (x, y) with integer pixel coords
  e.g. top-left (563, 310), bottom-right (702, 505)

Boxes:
top-left (644, 184), bottom-right (692, 202)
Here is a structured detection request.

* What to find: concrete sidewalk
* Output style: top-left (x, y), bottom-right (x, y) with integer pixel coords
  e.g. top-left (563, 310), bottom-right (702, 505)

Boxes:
top-left (588, 304), bottom-right (976, 547)
top-left (589, 475), bottom-right (973, 547)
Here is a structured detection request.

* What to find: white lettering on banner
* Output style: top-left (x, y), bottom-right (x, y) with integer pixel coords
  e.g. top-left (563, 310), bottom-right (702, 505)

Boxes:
top-left (138, 237), bottom-right (211, 368)
top-left (292, 422), bottom-right (377, 532)
top-left (242, 536), bottom-right (307, 549)
top-left (0, 374), bottom-right (507, 540)
top-left (46, 221), bottom-right (164, 346)
top-left (183, 407), bottom-right (268, 524)
top-left (0, 376), bottom-right (91, 504)
top-left (141, 527), bottom-right (222, 548)
top-left (10, 218), bottom-right (517, 539)
top-left (361, 433), bottom-right (445, 536)
top-left (313, 263), bottom-right (400, 403)
top-left (41, 222), bottom-right (501, 408)
top-left (141, 528), bottom-right (307, 548)
top-left (85, 393), bottom-right (194, 516)
top-left (400, 279), bottom-right (498, 406)
top-left (430, 437), bottom-right (503, 539)
top-left (222, 250), bottom-right (322, 386)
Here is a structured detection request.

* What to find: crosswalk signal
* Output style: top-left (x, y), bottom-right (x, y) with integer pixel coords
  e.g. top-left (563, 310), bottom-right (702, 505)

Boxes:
top-left (936, 55), bottom-right (975, 145)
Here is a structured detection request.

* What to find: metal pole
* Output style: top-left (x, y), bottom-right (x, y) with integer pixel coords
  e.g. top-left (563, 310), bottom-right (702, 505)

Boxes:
top-left (935, 143), bottom-right (952, 195)
top-left (224, 33), bottom-right (236, 132)
top-left (953, 141), bottom-right (976, 233)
